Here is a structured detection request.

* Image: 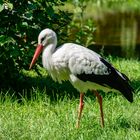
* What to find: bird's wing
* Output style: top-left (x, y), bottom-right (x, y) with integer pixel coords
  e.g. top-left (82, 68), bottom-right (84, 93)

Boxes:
top-left (76, 56), bottom-right (133, 103)
top-left (64, 44), bottom-right (109, 76)
top-left (52, 43), bottom-right (109, 76)
top-left (52, 43), bottom-right (104, 74)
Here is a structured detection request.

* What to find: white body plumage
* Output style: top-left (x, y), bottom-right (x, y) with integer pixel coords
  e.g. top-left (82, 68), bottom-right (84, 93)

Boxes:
top-left (42, 42), bottom-right (115, 93)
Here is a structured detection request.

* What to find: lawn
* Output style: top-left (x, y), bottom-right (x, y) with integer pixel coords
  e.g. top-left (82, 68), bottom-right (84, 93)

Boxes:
top-left (0, 58), bottom-right (140, 140)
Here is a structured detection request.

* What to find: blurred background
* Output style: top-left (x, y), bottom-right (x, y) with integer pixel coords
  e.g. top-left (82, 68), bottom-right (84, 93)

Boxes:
top-left (64, 0), bottom-right (140, 58)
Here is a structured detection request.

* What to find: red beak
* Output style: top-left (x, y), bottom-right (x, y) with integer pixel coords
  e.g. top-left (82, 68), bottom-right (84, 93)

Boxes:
top-left (29, 44), bottom-right (44, 69)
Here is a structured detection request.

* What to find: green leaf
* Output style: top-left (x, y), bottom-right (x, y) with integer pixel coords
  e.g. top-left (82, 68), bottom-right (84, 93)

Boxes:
top-left (7, 2), bottom-right (13, 10)
top-left (0, 4), bottom-right (4, 12)
top-left (0, 35), bottom-right (16, 46)
top-left (22, 22), bottom-right (28, 26)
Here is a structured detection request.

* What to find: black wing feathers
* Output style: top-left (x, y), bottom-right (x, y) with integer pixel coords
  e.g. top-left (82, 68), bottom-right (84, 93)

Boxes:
top-left (77, 58), bottom-right (133, 103)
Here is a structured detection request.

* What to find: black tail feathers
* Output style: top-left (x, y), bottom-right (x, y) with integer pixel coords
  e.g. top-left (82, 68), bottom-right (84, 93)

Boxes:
top-left (100, 58), bottom-right (134, 103)
top-left (117, 73), bottom-right (134, 103)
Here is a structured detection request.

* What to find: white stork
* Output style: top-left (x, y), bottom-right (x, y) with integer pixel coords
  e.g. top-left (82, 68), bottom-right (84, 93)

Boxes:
top-left (29, 28), bottom-right (134, 128)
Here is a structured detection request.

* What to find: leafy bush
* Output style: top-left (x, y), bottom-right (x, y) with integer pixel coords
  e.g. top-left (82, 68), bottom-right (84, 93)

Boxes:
top-left (0, 0), bottom-right (72, 89)
top-left (67, 0), bottom-right (96, 47)
top-left (68, 19), bottom-right (96, 47)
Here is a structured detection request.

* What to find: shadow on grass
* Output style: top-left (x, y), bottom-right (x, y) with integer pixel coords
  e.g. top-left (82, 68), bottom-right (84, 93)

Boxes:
top-left (1, 74), bottom-right (140, 102)
top-left (0, 75), bottom-right (79, 102)
top-left (106, 118), bottom-right (132, 133)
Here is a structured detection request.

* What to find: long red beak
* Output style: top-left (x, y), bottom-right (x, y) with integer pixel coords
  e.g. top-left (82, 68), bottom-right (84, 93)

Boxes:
top-left (29, 44), bottom-right (44, 69)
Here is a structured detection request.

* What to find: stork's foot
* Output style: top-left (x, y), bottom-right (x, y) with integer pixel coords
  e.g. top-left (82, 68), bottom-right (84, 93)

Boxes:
top-left (93, 90), bottom-right (104, 128)
top-left (76, 93), bottom-right (84, 128)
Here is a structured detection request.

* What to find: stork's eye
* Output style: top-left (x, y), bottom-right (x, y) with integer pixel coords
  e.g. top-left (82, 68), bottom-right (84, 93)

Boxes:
top-left (41, 36), bottom-right (45, 43)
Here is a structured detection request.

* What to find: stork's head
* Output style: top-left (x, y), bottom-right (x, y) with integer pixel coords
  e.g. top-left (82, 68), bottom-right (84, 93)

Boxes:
top-left (38, 28), bottom-right (57, 46)
top-left (29, 28), bottom-right (57, 69)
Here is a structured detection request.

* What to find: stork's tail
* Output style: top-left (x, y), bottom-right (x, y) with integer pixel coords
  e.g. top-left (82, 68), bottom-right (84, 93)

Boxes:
top-left (117, 73), bottom-right (134, 103)
top-left (100, 58), bottom-right (134, 103)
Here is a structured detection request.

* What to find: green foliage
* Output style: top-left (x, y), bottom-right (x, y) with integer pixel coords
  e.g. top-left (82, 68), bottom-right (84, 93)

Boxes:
top-left (0, 0), bottom-right (72, 88)
top-left (68, 19), bottom-right (96, 47)
top-left (67, 0), bottom-right (96, 47)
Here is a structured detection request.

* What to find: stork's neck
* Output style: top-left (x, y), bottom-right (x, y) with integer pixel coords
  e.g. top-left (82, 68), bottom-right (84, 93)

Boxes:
top-left (42, 43), bottom-right (56, 70)
top-left (44, 43), bottom-right (56, 55)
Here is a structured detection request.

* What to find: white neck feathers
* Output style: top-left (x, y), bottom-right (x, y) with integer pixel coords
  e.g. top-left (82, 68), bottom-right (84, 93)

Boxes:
top-left (42, 44), bottom-right (56, 70)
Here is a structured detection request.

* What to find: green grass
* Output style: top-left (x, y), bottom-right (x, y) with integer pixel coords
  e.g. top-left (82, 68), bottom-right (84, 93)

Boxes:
top-left (0, 58), bottom-right (140, 140)
top-left (0, 92), bottom-right (140, 140)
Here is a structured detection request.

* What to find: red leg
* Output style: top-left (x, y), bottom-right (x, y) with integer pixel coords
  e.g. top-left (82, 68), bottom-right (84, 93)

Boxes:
top-left (93, 90), bottom-right (104, 127)
top-left (76, 93), bottom-right (84, 128)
